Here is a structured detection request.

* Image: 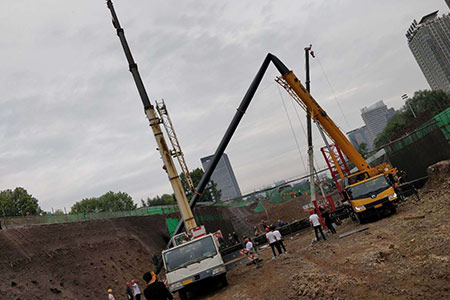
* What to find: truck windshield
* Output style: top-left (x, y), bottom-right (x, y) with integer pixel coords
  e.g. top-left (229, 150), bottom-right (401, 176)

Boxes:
top-left (164, 236), bottom-right (217, 272)
top-left (347, 176), bottom-right (390, 200)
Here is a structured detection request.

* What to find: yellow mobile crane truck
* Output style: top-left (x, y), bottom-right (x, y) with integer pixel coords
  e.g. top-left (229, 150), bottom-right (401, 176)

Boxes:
top-left (276, 69), bottom-right (399, 223)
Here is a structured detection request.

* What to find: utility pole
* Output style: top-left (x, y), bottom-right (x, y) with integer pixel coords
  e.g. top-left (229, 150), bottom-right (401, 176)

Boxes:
top-left (305, 45), bottom-right (316, 206)
top-left (402, 94), bottom-right (416, 118)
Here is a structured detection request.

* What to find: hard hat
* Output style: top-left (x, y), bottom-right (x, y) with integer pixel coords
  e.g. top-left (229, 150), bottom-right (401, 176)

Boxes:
top-left (108, 289), bottom-right (112, 293)
top-left (126, 282), bottom-right (130, 286)
top-left (244, 238), bottom-right (249, 243)
top-left (309, 209), bottom-right (314, 215)
top-left (131, 280), bottom-right (136, 284)
top-left (265, 228), bottom-right (269, 232)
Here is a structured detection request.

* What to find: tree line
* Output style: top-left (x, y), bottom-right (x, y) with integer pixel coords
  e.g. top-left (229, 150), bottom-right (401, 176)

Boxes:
top-left (374, 90), bottom-right (450, 149)
top-left (140, 167), bottom-right (222, 207)
top-left (0, 187), bottom-right (41, 217)
top-left (0, 167), bottom-right (222, 217)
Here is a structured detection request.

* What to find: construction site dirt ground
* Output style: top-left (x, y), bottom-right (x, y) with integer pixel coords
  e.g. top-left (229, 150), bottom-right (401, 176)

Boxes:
top-left (0, 161), bottom-right (448, 299)
top-left (189, 162), bottom-right (450, 300)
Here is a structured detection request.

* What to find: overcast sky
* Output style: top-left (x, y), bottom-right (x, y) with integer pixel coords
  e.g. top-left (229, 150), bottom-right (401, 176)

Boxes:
top-left (1, 0), bottom-right (447, 211)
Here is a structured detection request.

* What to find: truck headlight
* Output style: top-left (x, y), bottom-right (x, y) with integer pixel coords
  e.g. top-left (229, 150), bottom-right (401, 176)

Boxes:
top-left (354, 205), bottom-right (365, 211)
top-left (169, 282), bottom-right (183, 290)
top-left (212, 265), bottom-right (226, 275)
top-left (388, 193), bottom-right (397, 200)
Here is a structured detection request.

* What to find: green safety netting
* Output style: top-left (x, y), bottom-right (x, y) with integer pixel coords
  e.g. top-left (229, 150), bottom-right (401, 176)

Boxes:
top-left (265, 183), bottom-right (310, 204)
top-left (165, 212), bottom-right (226, 237)
top-left (165, 217), bottom-right (179, 237)
top-left (386, 108), bottom-right (450, 154)
top-left (3, 205), bottom-right (180, 227)
top-left (254, 201), bottom-right (265, 213)
top-left (434, 107), bottom-right (450, 141)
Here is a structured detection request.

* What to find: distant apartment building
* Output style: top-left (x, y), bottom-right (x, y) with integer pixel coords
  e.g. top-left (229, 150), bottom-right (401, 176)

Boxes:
top-left (406, 11), bottom-right (450, 93)
top-left (200, 153), bottom-right (241, 201)
top-left (347, 125), bottom-right (373, 150)
top-left (360, 100), bottom-right (396, 143)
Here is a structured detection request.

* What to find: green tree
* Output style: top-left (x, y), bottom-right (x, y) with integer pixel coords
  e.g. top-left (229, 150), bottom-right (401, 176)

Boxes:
top-left (374, 90), bottom-right (450, 148)
top-left (71, 191), bottom-right (136, 213)
top-left (180, 168), bottom-right (222, 202)
top-left (0, 187), bottom-right (41, 217)
top-left (357, 142), bottom-right (368, 159)
top-left (143, 194), bottom-right (176, 207)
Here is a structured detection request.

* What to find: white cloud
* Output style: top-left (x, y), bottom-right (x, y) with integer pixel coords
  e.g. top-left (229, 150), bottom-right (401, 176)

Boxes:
top-left (0, 0), bottom-right (446, 210)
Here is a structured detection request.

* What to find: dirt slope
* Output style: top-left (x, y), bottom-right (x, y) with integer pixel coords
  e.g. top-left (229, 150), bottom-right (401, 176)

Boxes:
top-left (0, 215), bottom-right (168, 299)
top-left (196, 160), bottom-right (450, 300)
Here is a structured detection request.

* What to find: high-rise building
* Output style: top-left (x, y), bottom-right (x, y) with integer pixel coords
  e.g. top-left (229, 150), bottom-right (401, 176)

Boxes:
top-left (406, 11), bottom-right (450, 93)
top-left (346, 125), bottom-right (373, 150)
top-left (200, 153), bottom-right (241, 201)
top-left (361, 101), bottom-right (396, 142)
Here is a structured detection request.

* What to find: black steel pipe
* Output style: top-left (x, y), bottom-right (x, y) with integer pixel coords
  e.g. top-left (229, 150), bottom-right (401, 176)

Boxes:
top-left (171, 53), bottom-right (290, 237)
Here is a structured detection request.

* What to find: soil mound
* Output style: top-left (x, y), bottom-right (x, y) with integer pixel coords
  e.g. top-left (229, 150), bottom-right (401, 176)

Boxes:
top-left (421, 159), bottom-right (450, 192)
top-left (0, 215), bottom-right (168, 299)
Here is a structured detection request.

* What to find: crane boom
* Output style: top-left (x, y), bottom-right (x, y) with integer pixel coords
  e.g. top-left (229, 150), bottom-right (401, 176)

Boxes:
top-left (106, 0), bottom-right (197, 232)
top-left (276, 73), bottom-right (372, 174)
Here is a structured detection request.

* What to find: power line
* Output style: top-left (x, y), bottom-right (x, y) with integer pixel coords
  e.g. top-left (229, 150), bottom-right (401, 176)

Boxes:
top-left (289, 93), bottom-right (326, 171)
top-left (277, 85), bottom-right (307, 172)
top-left (316, 56), bottom-right (351, 130)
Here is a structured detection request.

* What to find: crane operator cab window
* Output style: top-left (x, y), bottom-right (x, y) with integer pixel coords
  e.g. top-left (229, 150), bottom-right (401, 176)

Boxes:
top-left (346, 176), bottom-right (390, 200)
top-left (346, 172), bottom-right (370, 186)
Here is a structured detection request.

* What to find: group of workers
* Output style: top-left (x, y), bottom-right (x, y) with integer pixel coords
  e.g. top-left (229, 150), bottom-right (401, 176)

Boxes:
top-left (309, 207), bottom-right (338, 242)
top-left (264, 226), bottom-right (287, 258)
top-left (106, 208), bottom-right (338, 299)
top-left (107, 272), bottom-right (173, 300)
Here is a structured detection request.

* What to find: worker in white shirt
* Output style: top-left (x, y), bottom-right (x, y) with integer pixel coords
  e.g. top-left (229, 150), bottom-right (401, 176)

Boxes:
top-left (309, 209), bottom-right (326, 241)
top-left (273, 228), bottom-right (287, 253)
top-left (131, 280), bottom-right (141, 300)
top-left (244, 238), bottom-right (261, 267)
top-left (265, 227), bottom-right (282, 258)
top-left (107, 289), bottom-right (115, 300)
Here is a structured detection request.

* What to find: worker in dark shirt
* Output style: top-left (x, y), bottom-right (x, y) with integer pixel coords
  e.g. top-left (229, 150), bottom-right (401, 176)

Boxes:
top-left (125, 282), bottom-right (134, 300)
top-left (142, 271), bottom-right (173, 300)
top-left (322, 210), bottom-right (336, 234)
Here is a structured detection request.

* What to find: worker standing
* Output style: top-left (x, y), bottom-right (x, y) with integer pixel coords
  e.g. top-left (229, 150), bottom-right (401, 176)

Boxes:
top-left (107, 289), bottom-right (115, 300)
top-left (232, 231), bottom-right (240, 244)
top-left (131, 280), bottom-right (141, 300)
top-left (125, 282), bottom-right (134, 300)
top-left (309, 209), bottom-right (326, 241)
top-left (322, 209), bottom-right (337, 234)
top-left (265, 227), bottom-right (281, 258)
top-left (273, 228), bottom-right (287, 253)
top-left (142, 271), bottom-right (173, 300)
top-left (244, 238), bottom-right (261, 268)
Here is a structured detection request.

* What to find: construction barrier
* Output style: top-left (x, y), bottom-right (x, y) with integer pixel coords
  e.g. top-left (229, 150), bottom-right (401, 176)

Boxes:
top-left (1, 205), bottom-right (179, 229)
top-left (385, 108), bottom-right (450, 184)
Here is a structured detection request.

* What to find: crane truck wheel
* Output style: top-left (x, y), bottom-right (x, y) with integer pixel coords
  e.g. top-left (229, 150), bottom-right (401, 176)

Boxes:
top-left (179, 289), bottom-right (188, 300)
top-left (357, 213), bottom-right (366, 224)
top-left (220, 274), bottom-right (228, 287)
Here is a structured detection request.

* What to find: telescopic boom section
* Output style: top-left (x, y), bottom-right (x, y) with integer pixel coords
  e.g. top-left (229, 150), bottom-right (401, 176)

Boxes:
top-left (106, 0), bottom-right (196, 232)
top-left (280, 71), bottom-right (372, 173)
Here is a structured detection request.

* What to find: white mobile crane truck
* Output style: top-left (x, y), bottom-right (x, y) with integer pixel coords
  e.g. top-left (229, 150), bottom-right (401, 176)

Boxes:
top-left (105, 2), bottom-right (226, 299)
